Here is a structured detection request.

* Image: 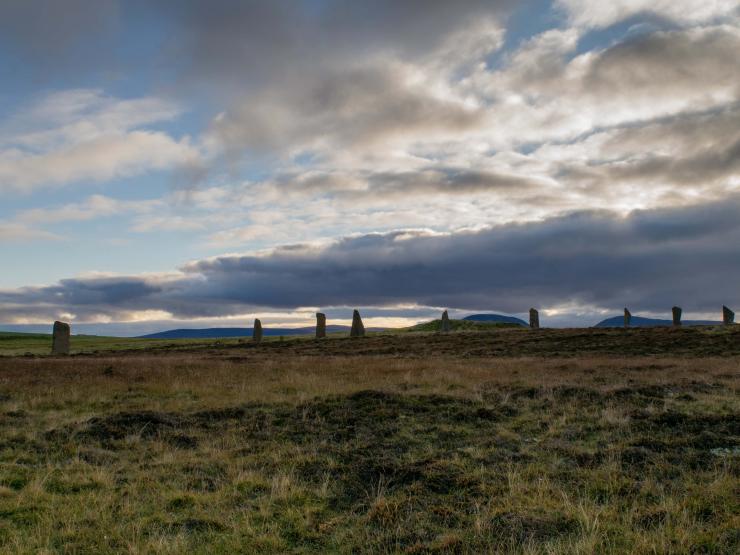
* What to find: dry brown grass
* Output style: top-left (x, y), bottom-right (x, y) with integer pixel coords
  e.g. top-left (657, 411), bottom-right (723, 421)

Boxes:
top-left (0, 349), bottom-right (737, 553)
top-left (1, 354), bottom-right (737, 409)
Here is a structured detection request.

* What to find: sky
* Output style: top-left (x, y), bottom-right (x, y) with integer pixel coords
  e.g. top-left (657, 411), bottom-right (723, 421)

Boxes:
top-left (1, 0), bottom-right (739, 335)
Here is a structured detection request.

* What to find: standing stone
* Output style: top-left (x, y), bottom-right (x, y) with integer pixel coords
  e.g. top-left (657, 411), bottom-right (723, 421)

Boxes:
top-left (723, 306), bottom-right (735, 325)
top-left (51, 321), bottom-right (70, 355)
top-left (253, 319), bottom-right (263, 343)
top-left (624, 308), bottom-right (632, 328)
top-left (316, 312), bottom-right (327, 338)
top-left (672, 306), bottom-right (682, 327)
top-left (350, 310), bottom-right (365, 337)
top-left (529, 308), bottom-right (540, 329)
top-left (440, 310), bottom-right (451, 332)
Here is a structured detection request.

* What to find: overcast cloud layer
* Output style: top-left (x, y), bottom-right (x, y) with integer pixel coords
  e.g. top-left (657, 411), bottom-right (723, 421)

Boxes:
top-left (1, 1), bottom-right (739, 330)
top-left (3, 197), bottom-right (739, 326)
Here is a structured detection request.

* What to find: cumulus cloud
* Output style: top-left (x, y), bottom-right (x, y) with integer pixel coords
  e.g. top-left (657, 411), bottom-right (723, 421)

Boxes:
top-left (477, 25), bottom-right (740, 150)
top-left (198, 18), bottom-right (740, 223)
top-left (148, 0), bottom-right (513, 90)
top-left (557, 0), bottom-right (739, 29)
top-left (0, 89), bottom-right (199, 191)
top-left (3, 198), bottom-right (740, 324)
top-left (209, 63), bottom-right (488, 160)
top-left (5, 16), bottom-right (738, 262)
top-left (0, 132), bottom-right (198, 190)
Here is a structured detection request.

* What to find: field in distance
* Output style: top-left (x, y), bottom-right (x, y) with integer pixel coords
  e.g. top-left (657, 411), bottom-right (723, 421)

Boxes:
top-left (0, 319), bottom-right (520, 356)
top-left (0, 330), bottom-right (246, 357)
top-left (0, 327), bottom-right (738, 553)
top-left (3, 322), bottom-right (740, 358)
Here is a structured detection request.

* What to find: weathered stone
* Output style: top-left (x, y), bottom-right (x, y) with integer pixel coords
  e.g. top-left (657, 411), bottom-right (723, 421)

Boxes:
top-left (672, 306), bottom-right (682, 327)
top-left (350, 310), bottom-right (365, 337)
top-left (723, 305), bottom-right (735, 325)
top-left (440, 310), bottom-right (451, 332)
top-left (529, 308), bottom-right (539, 329)
top-left (51, 321), bottom-right (70, 355)
top-left (253, 319), bottom-right (263, 343)
top-left (316, 312), bottom-right (327, 338)
top-left (624, 308), bottom-right (632, 328)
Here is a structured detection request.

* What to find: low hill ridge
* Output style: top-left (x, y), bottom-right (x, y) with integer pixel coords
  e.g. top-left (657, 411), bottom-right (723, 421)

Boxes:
top-left (595, 315), bottom-right (721, 328)
top-left (463, 314), bottom-right (528, 326)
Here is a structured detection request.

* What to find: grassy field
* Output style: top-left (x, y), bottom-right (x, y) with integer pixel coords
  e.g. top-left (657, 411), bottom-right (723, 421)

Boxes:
top-left (0, 330), bottom-right (362, 357)
top-left (0, 328), bottom-right (738, 553)
top-left (0, 331), bottom-right (248, 357)
top-left (4, 324), bottom-right (740, 358)
top-left (0, 321), bottom-right (520, 357)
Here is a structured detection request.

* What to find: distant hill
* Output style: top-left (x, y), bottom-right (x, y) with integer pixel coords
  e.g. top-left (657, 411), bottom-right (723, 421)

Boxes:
top-left (406, 315), bottom-right (526, 332)
top-left (137, 325), bottom-right (384, 339)
top-left (463, 314), bottom-right (528, 326)
top-left (595, 316), bottom-right (721, 328)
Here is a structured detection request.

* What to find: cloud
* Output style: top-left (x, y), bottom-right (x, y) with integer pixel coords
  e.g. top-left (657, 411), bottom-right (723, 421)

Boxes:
top-left (548, 104), bottom-right (740, 202)
top-left (3, 196), bottom-right (740, 323)
top-left (0, 1), bottom-right (738, 330)
top-left (0, 223), bottom-right (60, 243)
top-left (15, 195), bottom-right (160, 225)
top-left (177, 4), bottom-right (510, 165)
top-left (148, 0), bottom-right (513, 89)
top-left (0, 89), bottom-right (199, 191)
top-left (581, 26), bottom-right (740, 102)
top-left (0, 1), bottom-right (119, 76)
top-left (557, 0), bottom-right (739, 29)
top-left (209, 62), bottom-right (488, 160)
top-left (196, 18), bottom-right (740, 225)
top-left (2, 89), bottom-right (182, 150)
top-left (480, 25), bottom-right (740, 150)
top-left (5, 5), bottom-right (737, 225)
top-left (131, 215), bottom-right (207, 233)
top-left (269, 168), bottom-right (548, 197)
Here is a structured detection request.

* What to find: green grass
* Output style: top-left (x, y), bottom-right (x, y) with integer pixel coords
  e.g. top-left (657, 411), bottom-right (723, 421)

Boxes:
top-left (0, 331), bottom-right (323, 357)
top-left (0, 351), bottom-right (737, 553)
top-left (0, 331), bottom-right (232, 356)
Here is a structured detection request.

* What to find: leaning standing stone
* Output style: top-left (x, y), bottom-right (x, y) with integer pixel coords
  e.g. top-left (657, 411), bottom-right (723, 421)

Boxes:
top-left (440, 310), bottom-right (451, 332)
top-left (316, 312), bottom-right (327, 338)
top-left (529, 308), bottom-right (539, 329)
top-left (624, 308), bottom-right (632, 328)
top-left (51, 321), bottom-right (71, 355)
top-left (723, 306), bottom-right (735, 325)
top-left (350, 310), bottom-right (365, 337)
top-left (672, 307), bottom-right (682, 327)
top-left (253, 319), bottom-right (263, 343)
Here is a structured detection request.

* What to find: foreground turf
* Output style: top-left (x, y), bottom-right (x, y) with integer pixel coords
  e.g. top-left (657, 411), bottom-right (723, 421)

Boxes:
top-left (0, 351), bottom-right (737, 553)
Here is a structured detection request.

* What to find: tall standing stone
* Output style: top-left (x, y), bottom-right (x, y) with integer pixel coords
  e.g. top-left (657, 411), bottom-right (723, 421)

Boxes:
top-left (440, 310), bottom-right (451, 332)
top-left (529, 308), bottom-right (540, 329)
top-left (723, 306), bottom-right (735, 325)
top-left (316, 312), bottom-right (327, 338)
top-left (253, 318), bottom-right (263, 343)
top-left (51, 321), bottom-right (70, 355)
top-left (350, 310), bottom-right (365, 337)
top-left (624, 308), bottom-right (632, 328)
top-left (672, 306), bottom-right (682, 327)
